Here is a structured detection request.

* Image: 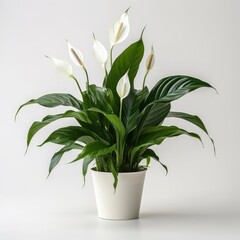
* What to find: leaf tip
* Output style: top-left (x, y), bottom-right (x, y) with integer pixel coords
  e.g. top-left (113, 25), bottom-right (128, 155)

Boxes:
top-left (14, 105), bottom-right (24, 122)
top-left (24, 146), bottom-right (29, 155)
top-left (46, 172), bottom-right (51, 179)
top-left (14, 112), bottom-right (18, 122)
top-left (140, 25), bottom-right (147, 39)
top-left (214, 87), bottom-right (219, 95)
top-left (81, 178), bottom-right (86, 189)
top-left (37, 142), bottom-right (44, 147)
top-left (210, 138), bottom-right (217, 158)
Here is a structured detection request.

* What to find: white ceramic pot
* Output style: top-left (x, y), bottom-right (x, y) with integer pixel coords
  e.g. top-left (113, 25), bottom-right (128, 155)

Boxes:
top-left (91, 169), bottom-right (146, 220)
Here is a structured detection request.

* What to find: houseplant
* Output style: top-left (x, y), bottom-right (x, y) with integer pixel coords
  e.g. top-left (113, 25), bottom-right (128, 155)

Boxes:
top-left (16, 9), bottom-right (215, 220)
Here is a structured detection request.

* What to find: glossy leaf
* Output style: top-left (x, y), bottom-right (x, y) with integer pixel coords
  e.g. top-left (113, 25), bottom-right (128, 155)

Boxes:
top-left (131, 126), bottom-right (202, 162)
top-left (167, 111), bottom-right (215, 154)
top-left (146, 156), bottom-right (151, 168)
top-left (139, 125), bottom-right (202, 146)
top-left (123, 87), bottom-right (148, 133)
top-left (77, 136), bottom-right (95, 144)
top-left (82, 157), bottom-right (94, 185)
top-left (109, 157), bottom-right (118, 190)
top-left (16, 93), bottom-right (83, 119)
top-left (141, 148), bottom-right (168, 174)
top-left (145, 75), bottom-right (215, 105)
top-left (88, 107), bottom-right (125, 142)
top-left (137, 101), bottom-right (171, 133)
top-left (48, 143), bottom-right (83, 176)
top-left (88, 84), bottom-right (114, 113)
top-left (26, 110), bottom-right (90, 149)
top-left (39, 126), bottom-right (91, 146)
top-left (71, 141), bottom-right (116, 162)
top-left (27, 114), bottom-right (63, 149)
top-left (106, 38), bottom-right (144, 108)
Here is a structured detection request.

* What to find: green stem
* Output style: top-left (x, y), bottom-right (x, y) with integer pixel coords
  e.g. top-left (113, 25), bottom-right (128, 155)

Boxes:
top-left (103, 65), bottom-right (108, 87)
top-left (115, 134), bottom-right (121, 170)
top-left (142, 70), bottom-right (149, 90)
top-left (104, 65), bottom-right (108, 78)
top-left (110, 46), bottom-right (114, 67)
top-left (116, 98), bottom-right (123, 170)
top-left (119, 98), bottom-right (123, 120)
top-left (70, 75), bottom-right (83, 96)
top-left (83, 67), bottom-right (90, 90)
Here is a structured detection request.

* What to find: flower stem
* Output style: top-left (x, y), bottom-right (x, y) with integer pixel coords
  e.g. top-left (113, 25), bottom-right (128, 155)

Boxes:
top-left (70, 75), bottom-right (83, 96)
top-left (83, 67), bottom-right (90, 90)
top-left (110, 46), bottom-right (114, 67)
top-left (104, 65), bottom-right (108, 78)
top-left (119, 98), bottom-right (123, 120)
top-left (142, 70), bottom-right (149, 90)
top-left (103, 65), bottom-right (108, 87)
top-left (116, 98), bottom-right (123, 169)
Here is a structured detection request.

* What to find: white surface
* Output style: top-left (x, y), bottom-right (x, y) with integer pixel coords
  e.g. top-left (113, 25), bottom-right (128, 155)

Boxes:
top-left (1, 0), bottom-right (240, 239)
top-left (1, 194), bottom-right (240, 240)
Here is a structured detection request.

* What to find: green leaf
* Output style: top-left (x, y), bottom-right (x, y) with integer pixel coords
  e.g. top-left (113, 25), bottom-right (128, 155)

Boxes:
top-left (77, 136), bottom-right (95, 144)
top-left (129, 100), bottom-right (171, 147)
top-left (77, 120), bottom-right (112, 144)
top-left (142, 148), bottom-right (159, 161)
top-left (48, 143), bottom-right (83, 176)
top-left (141, 149), bottom-right (168, 174)
top-left (82, 157), bottom-right (94, 186)
top-left (167, 111), bottom-right (215, 154)
top-left (123, 87), bottom-right (149, 133)
top-left (65, 111), bottom-right (91, 123)
top-left (88, 84), bottom-right (114, 113)
top-left (26, 110), bottom-right (90, 150)
top-left (106, 39), bottom-right (144, 112)
top-left (145, 75), bottom-right (215, 105)
top-left (71, 141), bottom-right (116, 162)
top-left (139, 125), bottom-right (202, 146)
top-left (137, 101), bottom-right (171, 133)
top-left (27, 114), bottom-right (63, 149)
top-left (15, 93), bottom-right (83, 119)
top-left (39, 126), bottom-right (91, 146)
top-left (109, 158), bottom-right (118, 191)
top-left (88, 107), bottom-right (125, 142)
top-left (131, 126), bottom-right (202, 162)
top-left (146, 156), bottom-right (151, 167)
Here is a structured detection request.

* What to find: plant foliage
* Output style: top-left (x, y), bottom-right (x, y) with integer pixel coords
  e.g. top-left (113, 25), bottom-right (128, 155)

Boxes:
top-left (16, 10), bottom-right (215, 189)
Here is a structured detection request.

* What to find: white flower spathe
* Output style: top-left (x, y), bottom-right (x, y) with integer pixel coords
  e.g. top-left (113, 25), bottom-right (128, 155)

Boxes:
top-left (46, 56), bottom-right (72, 77)
top-left (109, 9), bottom-right (130, 47)
top-left (66, 40), bottom-right (84, 68)
top-left (116, 73), bottom-right (130, 99)
top-left (93, 35), bottom-right (108, 66)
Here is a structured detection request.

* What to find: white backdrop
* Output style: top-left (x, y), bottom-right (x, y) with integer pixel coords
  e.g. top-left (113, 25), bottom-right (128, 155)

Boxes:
top-left (1, 0), bottom-right (240, 239)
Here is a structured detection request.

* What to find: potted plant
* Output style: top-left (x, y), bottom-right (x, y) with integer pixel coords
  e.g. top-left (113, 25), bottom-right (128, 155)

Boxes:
top-left (16, 9), bottom-right (215, 220)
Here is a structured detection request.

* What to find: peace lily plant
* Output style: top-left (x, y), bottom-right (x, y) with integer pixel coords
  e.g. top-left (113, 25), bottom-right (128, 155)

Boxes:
top-left (16, 9), bottom-right (215, 218)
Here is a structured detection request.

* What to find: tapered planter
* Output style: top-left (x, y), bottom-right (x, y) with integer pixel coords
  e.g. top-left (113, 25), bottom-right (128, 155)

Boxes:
top-left (91, 169), bottom-right (146, 220)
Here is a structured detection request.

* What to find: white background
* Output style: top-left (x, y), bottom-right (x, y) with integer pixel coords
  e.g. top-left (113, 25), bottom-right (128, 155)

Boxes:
top-left (1, 0), bottom-right (240, 239)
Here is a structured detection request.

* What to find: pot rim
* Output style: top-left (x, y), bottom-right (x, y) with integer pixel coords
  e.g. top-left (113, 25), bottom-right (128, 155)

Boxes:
top-left (91, 167), bottom-right (147, 175)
